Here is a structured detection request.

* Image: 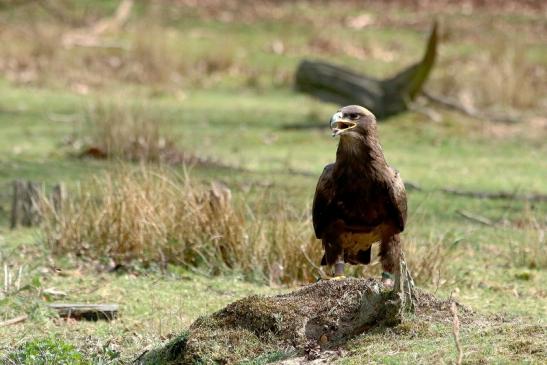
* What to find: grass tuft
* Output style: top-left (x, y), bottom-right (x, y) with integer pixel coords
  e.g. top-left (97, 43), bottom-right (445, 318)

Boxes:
top-left (42, 167), bottom-right (322, 284)
top-left (434, 40), bottom-right (546, 112)
top-left (82, 101), bottom-right (179, 164)
top-left (404, 232), bottom-right (462, 287)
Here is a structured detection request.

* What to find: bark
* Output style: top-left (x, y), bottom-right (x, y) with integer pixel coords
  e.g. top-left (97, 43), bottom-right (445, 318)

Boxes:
top-left (48, 303), bottom-right (118, 321)
top-left (10, 180), bottom-right (43, 228)
top-left (295, 22), bottom-right (438, 118)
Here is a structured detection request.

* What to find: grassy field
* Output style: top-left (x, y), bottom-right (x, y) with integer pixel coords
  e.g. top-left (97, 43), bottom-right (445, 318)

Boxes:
top-left (0, 1), bottom-right (546, 364)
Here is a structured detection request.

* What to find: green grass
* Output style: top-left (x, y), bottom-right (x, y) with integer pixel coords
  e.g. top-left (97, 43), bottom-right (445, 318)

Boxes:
top-left (1, 82), bottom-right (544, 362)
top-left (4, 337), bottom-right (90, 365)
top-left (0, 1), bottom-right (546, 363)
top-left (339, 320), bottom-right (546, 364)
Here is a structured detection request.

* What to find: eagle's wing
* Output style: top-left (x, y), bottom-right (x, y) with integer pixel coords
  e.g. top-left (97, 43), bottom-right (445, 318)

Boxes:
top-left (386, 166), bottom-right (407, 233)
top-left (312, 164), bottom-right (335, 239)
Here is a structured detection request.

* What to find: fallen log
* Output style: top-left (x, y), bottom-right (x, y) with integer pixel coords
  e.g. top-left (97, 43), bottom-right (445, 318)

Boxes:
top-left (295, 22), bottom-right (438, 118)
top-left (48, 303), bottom-right (118, 321)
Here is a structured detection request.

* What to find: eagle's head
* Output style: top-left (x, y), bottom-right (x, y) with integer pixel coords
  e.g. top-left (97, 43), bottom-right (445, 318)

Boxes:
top-left (330, 105), bottom-right (376, 138)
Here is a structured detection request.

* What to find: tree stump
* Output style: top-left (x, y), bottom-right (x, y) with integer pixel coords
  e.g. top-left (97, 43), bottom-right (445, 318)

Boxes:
top-left (10, 180), bottom-right (66, 229)
top-left (136, 268), bottom-right (417, 365)
top-left (10, 180), bottom-right (25, 229)
top-left (295, 22), bottom-right (438, 118)
top-left (11, 180), bottom-right (44, 228)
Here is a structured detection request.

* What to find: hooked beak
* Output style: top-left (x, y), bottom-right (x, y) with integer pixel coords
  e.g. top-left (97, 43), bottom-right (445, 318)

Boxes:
top-left (330, 112), bottom-right (357, 137)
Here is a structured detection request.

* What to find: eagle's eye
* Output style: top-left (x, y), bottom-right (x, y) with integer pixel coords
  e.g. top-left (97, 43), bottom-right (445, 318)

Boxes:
top-left (347, 113), bottom-right (359, 120)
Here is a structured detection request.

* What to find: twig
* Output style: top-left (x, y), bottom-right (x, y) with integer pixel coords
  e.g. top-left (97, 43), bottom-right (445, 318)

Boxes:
top-left (62, 0), bottom-right (134, 48)
top-left (441, 187), bottom-right (547, 202)
top-left (3, 264), bottom-right (9, 294)
top-left (406, 101), bottom-right (443, 123)
top-left (450, 302), bottom-right (463, 365)
top-left (43, 288), bottom-right (67, 297)
top-left (0, 314), bottom-right (28, 327)
top-left (456, 210), bottom-right (495, 226)
top-left (299, 245), bottom-right (326, 278)
top-left (422, 90), bottom-right (521, 124)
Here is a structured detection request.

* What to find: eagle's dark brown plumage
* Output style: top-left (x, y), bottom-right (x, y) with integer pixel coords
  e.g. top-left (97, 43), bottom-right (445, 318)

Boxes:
top-left (312, 105), bottom-right (407, 280)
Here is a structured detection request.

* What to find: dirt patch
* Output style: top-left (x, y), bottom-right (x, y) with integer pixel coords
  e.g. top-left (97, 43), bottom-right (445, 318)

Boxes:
top-left (136, 278), bottom-right (471, 364)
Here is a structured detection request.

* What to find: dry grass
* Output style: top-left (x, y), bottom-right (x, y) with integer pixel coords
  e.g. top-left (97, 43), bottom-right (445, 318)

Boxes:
top-left (41, 166), bottom-right (460, 286)
top-left (42, 167), bottom-right (322, 284)
top-left (433, 40), bottom-right (546, 112)
top-left (0, 17), bottom-right (241, 91)
top-left (1, 1), bottom-right (544, 114)
top-left (508, 230), bottom-right (546, 270)
top-left (404, 233), bottom-right (461, 288)
top-left (80, 100), bottom-right (228, 168)
top-left (82, 101), bottom-right (179, 163)
top-left (501, 203), bottom-right (547, 270)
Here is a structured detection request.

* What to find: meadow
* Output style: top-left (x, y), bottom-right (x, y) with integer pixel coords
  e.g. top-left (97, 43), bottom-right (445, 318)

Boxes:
top-left (0, 1), bottom-right (545, 363)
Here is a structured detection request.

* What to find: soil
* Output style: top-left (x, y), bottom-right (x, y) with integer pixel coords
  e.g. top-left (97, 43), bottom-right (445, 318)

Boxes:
top-left (136, 277), bottom-right (472, 365)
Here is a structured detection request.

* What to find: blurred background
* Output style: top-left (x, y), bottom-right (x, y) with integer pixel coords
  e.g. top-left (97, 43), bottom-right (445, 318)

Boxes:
top-left (0, 0), bottom-right (545, 363)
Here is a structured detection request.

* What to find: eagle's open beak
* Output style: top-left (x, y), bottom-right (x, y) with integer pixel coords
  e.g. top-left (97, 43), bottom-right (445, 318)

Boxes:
top-left (330, 112), bottom-right (357, 137)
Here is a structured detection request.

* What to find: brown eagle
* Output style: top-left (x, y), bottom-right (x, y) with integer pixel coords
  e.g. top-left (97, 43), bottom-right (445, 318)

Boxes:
top-left (312, 105), bottom-right (407, 282)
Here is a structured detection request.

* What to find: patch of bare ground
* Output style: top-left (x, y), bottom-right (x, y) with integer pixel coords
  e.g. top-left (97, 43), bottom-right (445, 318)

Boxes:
top-left (135, 278), bottom-right (476, 365)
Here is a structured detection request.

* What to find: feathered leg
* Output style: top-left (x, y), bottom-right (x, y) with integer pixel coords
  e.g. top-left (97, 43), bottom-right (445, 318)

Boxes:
top-left (321, 239), bottom-right (345, 279)
top-left (379, 234), bottom-right (401, 279)
top-left (381, 234), bottom-right (416, 310)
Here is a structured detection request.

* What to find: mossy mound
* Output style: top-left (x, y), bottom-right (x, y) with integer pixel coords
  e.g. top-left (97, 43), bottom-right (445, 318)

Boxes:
top-left (136, 278), bottom-right (413, 364)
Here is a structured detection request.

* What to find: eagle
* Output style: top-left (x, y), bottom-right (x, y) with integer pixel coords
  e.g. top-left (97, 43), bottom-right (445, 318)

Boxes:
top-left (312, 105), bottom-right (407, 284)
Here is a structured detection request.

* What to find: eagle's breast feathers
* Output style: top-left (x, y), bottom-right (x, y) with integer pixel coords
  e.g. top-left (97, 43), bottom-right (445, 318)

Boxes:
top-left (312, 162), bottom-right (407, 264)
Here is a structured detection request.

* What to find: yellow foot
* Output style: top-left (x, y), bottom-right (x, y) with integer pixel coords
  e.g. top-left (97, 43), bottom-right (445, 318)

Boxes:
top-left (381, 272), bottom-right (394, 288)
top-left (382, 278), bottom-right (394, 288)
top-left (317, 274), bottom-right (346, 281)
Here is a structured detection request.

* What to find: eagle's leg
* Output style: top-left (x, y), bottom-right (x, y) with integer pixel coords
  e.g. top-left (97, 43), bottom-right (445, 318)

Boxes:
top-left (334, 259), bottom-right (345, 277)
top-left (379, 234), bottom-right (402, 288)
top-left (332, 242), bottom-right (345, 278)
top-left (322, 239), bottom-right (345, 279)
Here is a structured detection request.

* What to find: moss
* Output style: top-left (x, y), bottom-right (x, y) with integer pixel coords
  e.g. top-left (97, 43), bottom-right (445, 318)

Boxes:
top-left (138, 333), bottom-right (189, 365)
top-left (137, 278), bottom-right (414, 364)
top-left (392, 319), bottom-right (431, 337)
top-left (508, 340), bottom-right (544, 355)
top-left (213, 296), bottom-right (302, 339)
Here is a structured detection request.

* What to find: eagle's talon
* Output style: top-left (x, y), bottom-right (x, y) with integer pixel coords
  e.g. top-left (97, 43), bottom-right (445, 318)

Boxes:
top-left (381, 277), bottom-right (394, 289)
top-left (382, 271), bottom-right (395, 288)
